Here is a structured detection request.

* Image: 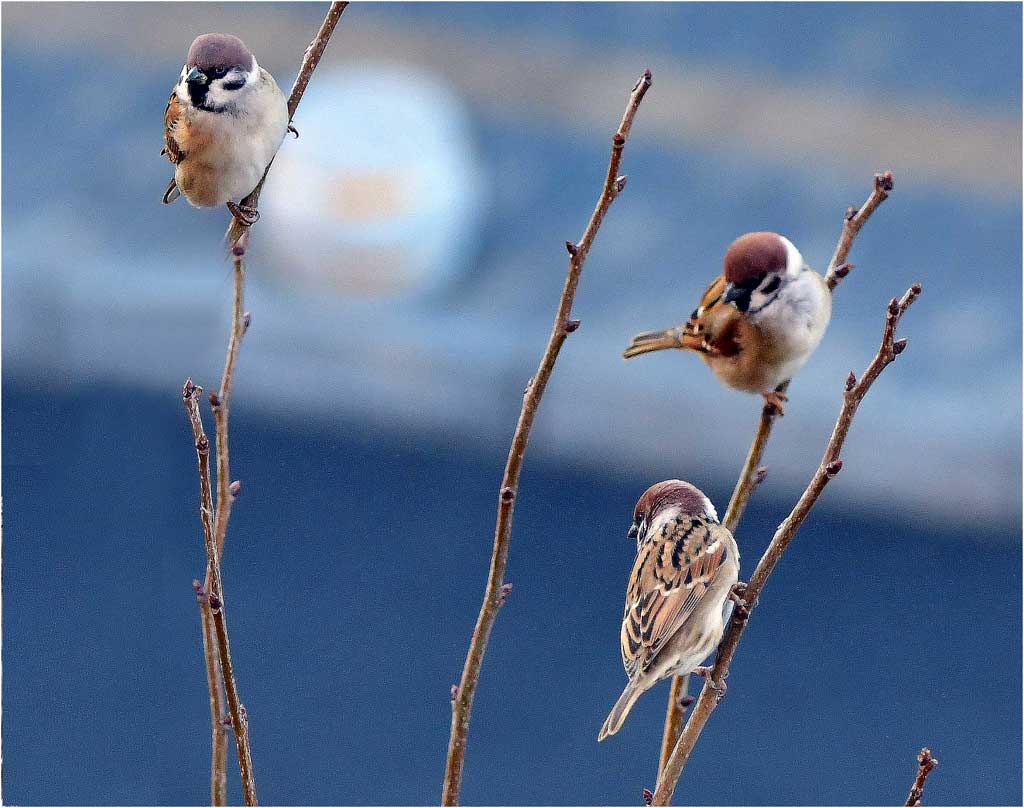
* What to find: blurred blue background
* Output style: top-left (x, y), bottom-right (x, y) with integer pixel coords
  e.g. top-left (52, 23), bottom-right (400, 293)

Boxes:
top-left (3, 2), bottom-right (1021, 805)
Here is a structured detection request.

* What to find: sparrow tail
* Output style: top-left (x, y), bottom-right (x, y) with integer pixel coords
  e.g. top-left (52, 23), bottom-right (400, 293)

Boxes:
top-left (598, 681), bottom-right (645, 741)
top-left (622, 327), bottom-right (701, 359)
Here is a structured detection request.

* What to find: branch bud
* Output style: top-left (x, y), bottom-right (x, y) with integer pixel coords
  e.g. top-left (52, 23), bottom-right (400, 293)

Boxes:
top-left (642, 788), bottom-right (654, 806)
top-left (500, 487), bottom-right (515, 503)
top-left (208, 594), bottom-right (223, 611)
top-left (845, 206), bottom-right (858, 221)
top-left (183, 378), bottom-right (196, 399)
top-left (243, 312), bottom-right (252, 333)
top-left (825, 459), bottom-right (843, 476)
top-left (614, 175), bottom-right (628, 194)
top-left (875, 170), bottom-right (895, 192)
top-left (450, 684), bottom-right (459, 703)
top-left (911, 282), bottom-right (922, 296)
top-left (498, 583), bottom-right (513, 606)
top-left (888, 298), bottom-right (900, 316)
top-left (229, 480), bottom-right (242, 497)
top-left (754, 467), bottom-right (769, 485)
top-left (833, 262), bottom-right (854, 279)
top-left (565, 240), bottom-right (578, 257)
top-left (612, 133), bottom-right (625, 149)
top-left (893, 338), bottom-right (908, 355)
top-left (209, 392), bottom-right (222, 408)
top-left (845, 372), bottom-right (857, 391)
top-left (564, 318), bottom-right (581, 333)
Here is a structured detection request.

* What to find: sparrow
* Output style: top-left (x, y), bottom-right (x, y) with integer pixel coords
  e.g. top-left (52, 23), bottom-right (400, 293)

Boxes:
top-left (598, 480), bottom-right (739, 741)
top-left (162, 33), bottom-right (290, 225)
top-left (622, 232), bottom-right (831, 413)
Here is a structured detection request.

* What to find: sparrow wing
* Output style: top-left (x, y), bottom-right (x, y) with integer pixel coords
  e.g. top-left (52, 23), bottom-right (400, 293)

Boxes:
top-left (683, 275), bottom-right (743, 358)
top-left (163, 90), bottom-right (186, 165)
top-left (620, 516), bottom-right (733, 678)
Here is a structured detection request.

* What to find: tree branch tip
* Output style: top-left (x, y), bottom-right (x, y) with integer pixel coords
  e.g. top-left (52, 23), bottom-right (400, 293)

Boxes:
top-left (825, 459), bottom-right (844, 476)
top-left (892, 337), bottom-right (908, 356)
top-left (910, 282), bottom-right (923, 296)
top-left (565, 240), bottom-right (579, 256)
top-left (183, 378), bottom-right (197, 399)
top-left (845, 371), bottom-right (857, 391)
top-left (500, 487), bottom-right (515, 503)
top-left (229, 480), bottom-right (242, 497)
top-left (875, 170), bottom-right (895, 192)
top-left (642, 787), bottom-right (654, 805)
top-left (564, 318), bottom-right (581, 333)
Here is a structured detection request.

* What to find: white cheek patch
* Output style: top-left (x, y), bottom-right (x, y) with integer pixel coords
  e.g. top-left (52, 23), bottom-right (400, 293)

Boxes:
top-left (702, 495), bottom-right (719, 522)
top-left (779, 235), bottom-right (804, 279)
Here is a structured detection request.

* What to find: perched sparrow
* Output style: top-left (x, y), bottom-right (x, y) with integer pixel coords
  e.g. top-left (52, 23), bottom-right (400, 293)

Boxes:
top-left (161, 33), bottom-right (289, 225)
top-left (622, 232), bottom-right (831, 413)
top-left (599, 480), bottom-right (739, 741)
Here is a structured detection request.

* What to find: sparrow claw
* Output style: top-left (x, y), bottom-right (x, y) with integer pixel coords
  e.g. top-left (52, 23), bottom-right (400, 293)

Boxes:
top-left (227, 201), bottom-right (260, 227)
top-left (287, 124), bottom-right (299, 139)
top-left (693, 666), bottom-right (727, 700)
top-left (729, 582), bottom-right (756, 621)
top-left (762, 390), bottom-right (788, 416)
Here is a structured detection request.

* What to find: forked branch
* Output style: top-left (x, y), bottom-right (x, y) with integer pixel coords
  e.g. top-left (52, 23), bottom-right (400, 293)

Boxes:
top-left (653, 282), bottom-right (922, 805)
top-left (656, 171), bottom-right (895, 776)
top-left (441, 69), bottom-right (653, 806)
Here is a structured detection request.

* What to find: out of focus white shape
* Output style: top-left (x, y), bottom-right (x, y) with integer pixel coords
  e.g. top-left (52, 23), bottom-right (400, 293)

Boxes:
top-left (261, 63), bottom-right (488, 298)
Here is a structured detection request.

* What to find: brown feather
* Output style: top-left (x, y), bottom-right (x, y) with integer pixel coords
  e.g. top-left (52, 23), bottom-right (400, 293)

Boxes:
top-left (163, 91), bottom-right (185, 165)
top-left (620, 514), bottom-right (731, 678)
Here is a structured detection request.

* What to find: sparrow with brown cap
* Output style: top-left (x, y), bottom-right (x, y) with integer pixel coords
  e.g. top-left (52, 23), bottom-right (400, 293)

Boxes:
top-left (599, 480), bottom-right (740, 741)
top-left (623, 232), bottom-right (831, 414)
top-left (161, 33), bottom-right (289, 225)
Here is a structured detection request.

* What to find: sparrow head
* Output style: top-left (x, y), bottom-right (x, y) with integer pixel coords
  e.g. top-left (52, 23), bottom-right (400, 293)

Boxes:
top-left (721, 232), bottom-right (804, 315)
top-left (178, 33), bottom-right (258, 112)
top-left (628, 480), bottom-right (718, 542)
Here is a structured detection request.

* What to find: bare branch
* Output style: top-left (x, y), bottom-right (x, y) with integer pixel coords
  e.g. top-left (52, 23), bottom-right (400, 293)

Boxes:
top-left (225, 1), bottom-right (349, 247)
top-left (441, 69), bottom-right (652, 806)
top-left (183, 382), bottom-right (229, 806)
top-left (656, 171), bottom-right (894, 774)
top-left (184, 379), bottom-right (258, 806)
top-left (652, 283), bottom-right (922, 805)
top-left (825, 170), bottom-right (894, 291)
top-left (905, 747), bottom-right (938, 806)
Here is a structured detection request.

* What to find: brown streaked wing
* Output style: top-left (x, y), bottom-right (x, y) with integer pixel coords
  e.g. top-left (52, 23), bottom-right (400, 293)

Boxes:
top-left (619, 515), bottom-right (731, 678)
top-left (685, 274), bottom-right (742, 358)
top-left (163, 90), bottom-right (185, 165)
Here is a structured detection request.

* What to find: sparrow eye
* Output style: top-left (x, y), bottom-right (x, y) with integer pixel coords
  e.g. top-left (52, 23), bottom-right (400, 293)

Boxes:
top-left (208, 65), bottom-right (228, 79)
top-left (761, 276), bottom-right (781, 295)
top-left (222, 79), bottom-right (245, 91)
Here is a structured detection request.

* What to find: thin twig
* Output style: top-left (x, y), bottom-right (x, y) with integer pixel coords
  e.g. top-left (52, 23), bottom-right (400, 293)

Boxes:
top-left (225, 1), bottom-right (349, 247)
top-left (905, 747), bottom-right (938, 806)
top-left (655, 171), bottom-right (894, 775)
top-left (183, 381), bottom-right (229, 806)
top-left (653, 282), bottom-right (922, 805)
top-left (441, 69), bottom-right (652, 806)
top-left (185, 377), bottom-right (258, 806)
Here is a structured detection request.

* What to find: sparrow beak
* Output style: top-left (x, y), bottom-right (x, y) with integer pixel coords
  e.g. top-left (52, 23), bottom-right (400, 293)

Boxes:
top-left (627, 522), bottom-right (639, 540)
top-left (186, 66), bottom-right (208, 85)
top-left (723, 282), bottom-right (751, 313)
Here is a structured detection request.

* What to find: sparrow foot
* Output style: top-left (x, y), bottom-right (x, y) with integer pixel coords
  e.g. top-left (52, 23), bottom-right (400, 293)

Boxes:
top-left (694, 666), bottom-right (727, 700)
top-left (287, 124), bottom-right (300, 138)
top-left (227, 201), bottom-right (260, 227)
top-left (729, 581), bottom-right (756, 621)
top-left (762, 390), bottom-right (788, 416)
